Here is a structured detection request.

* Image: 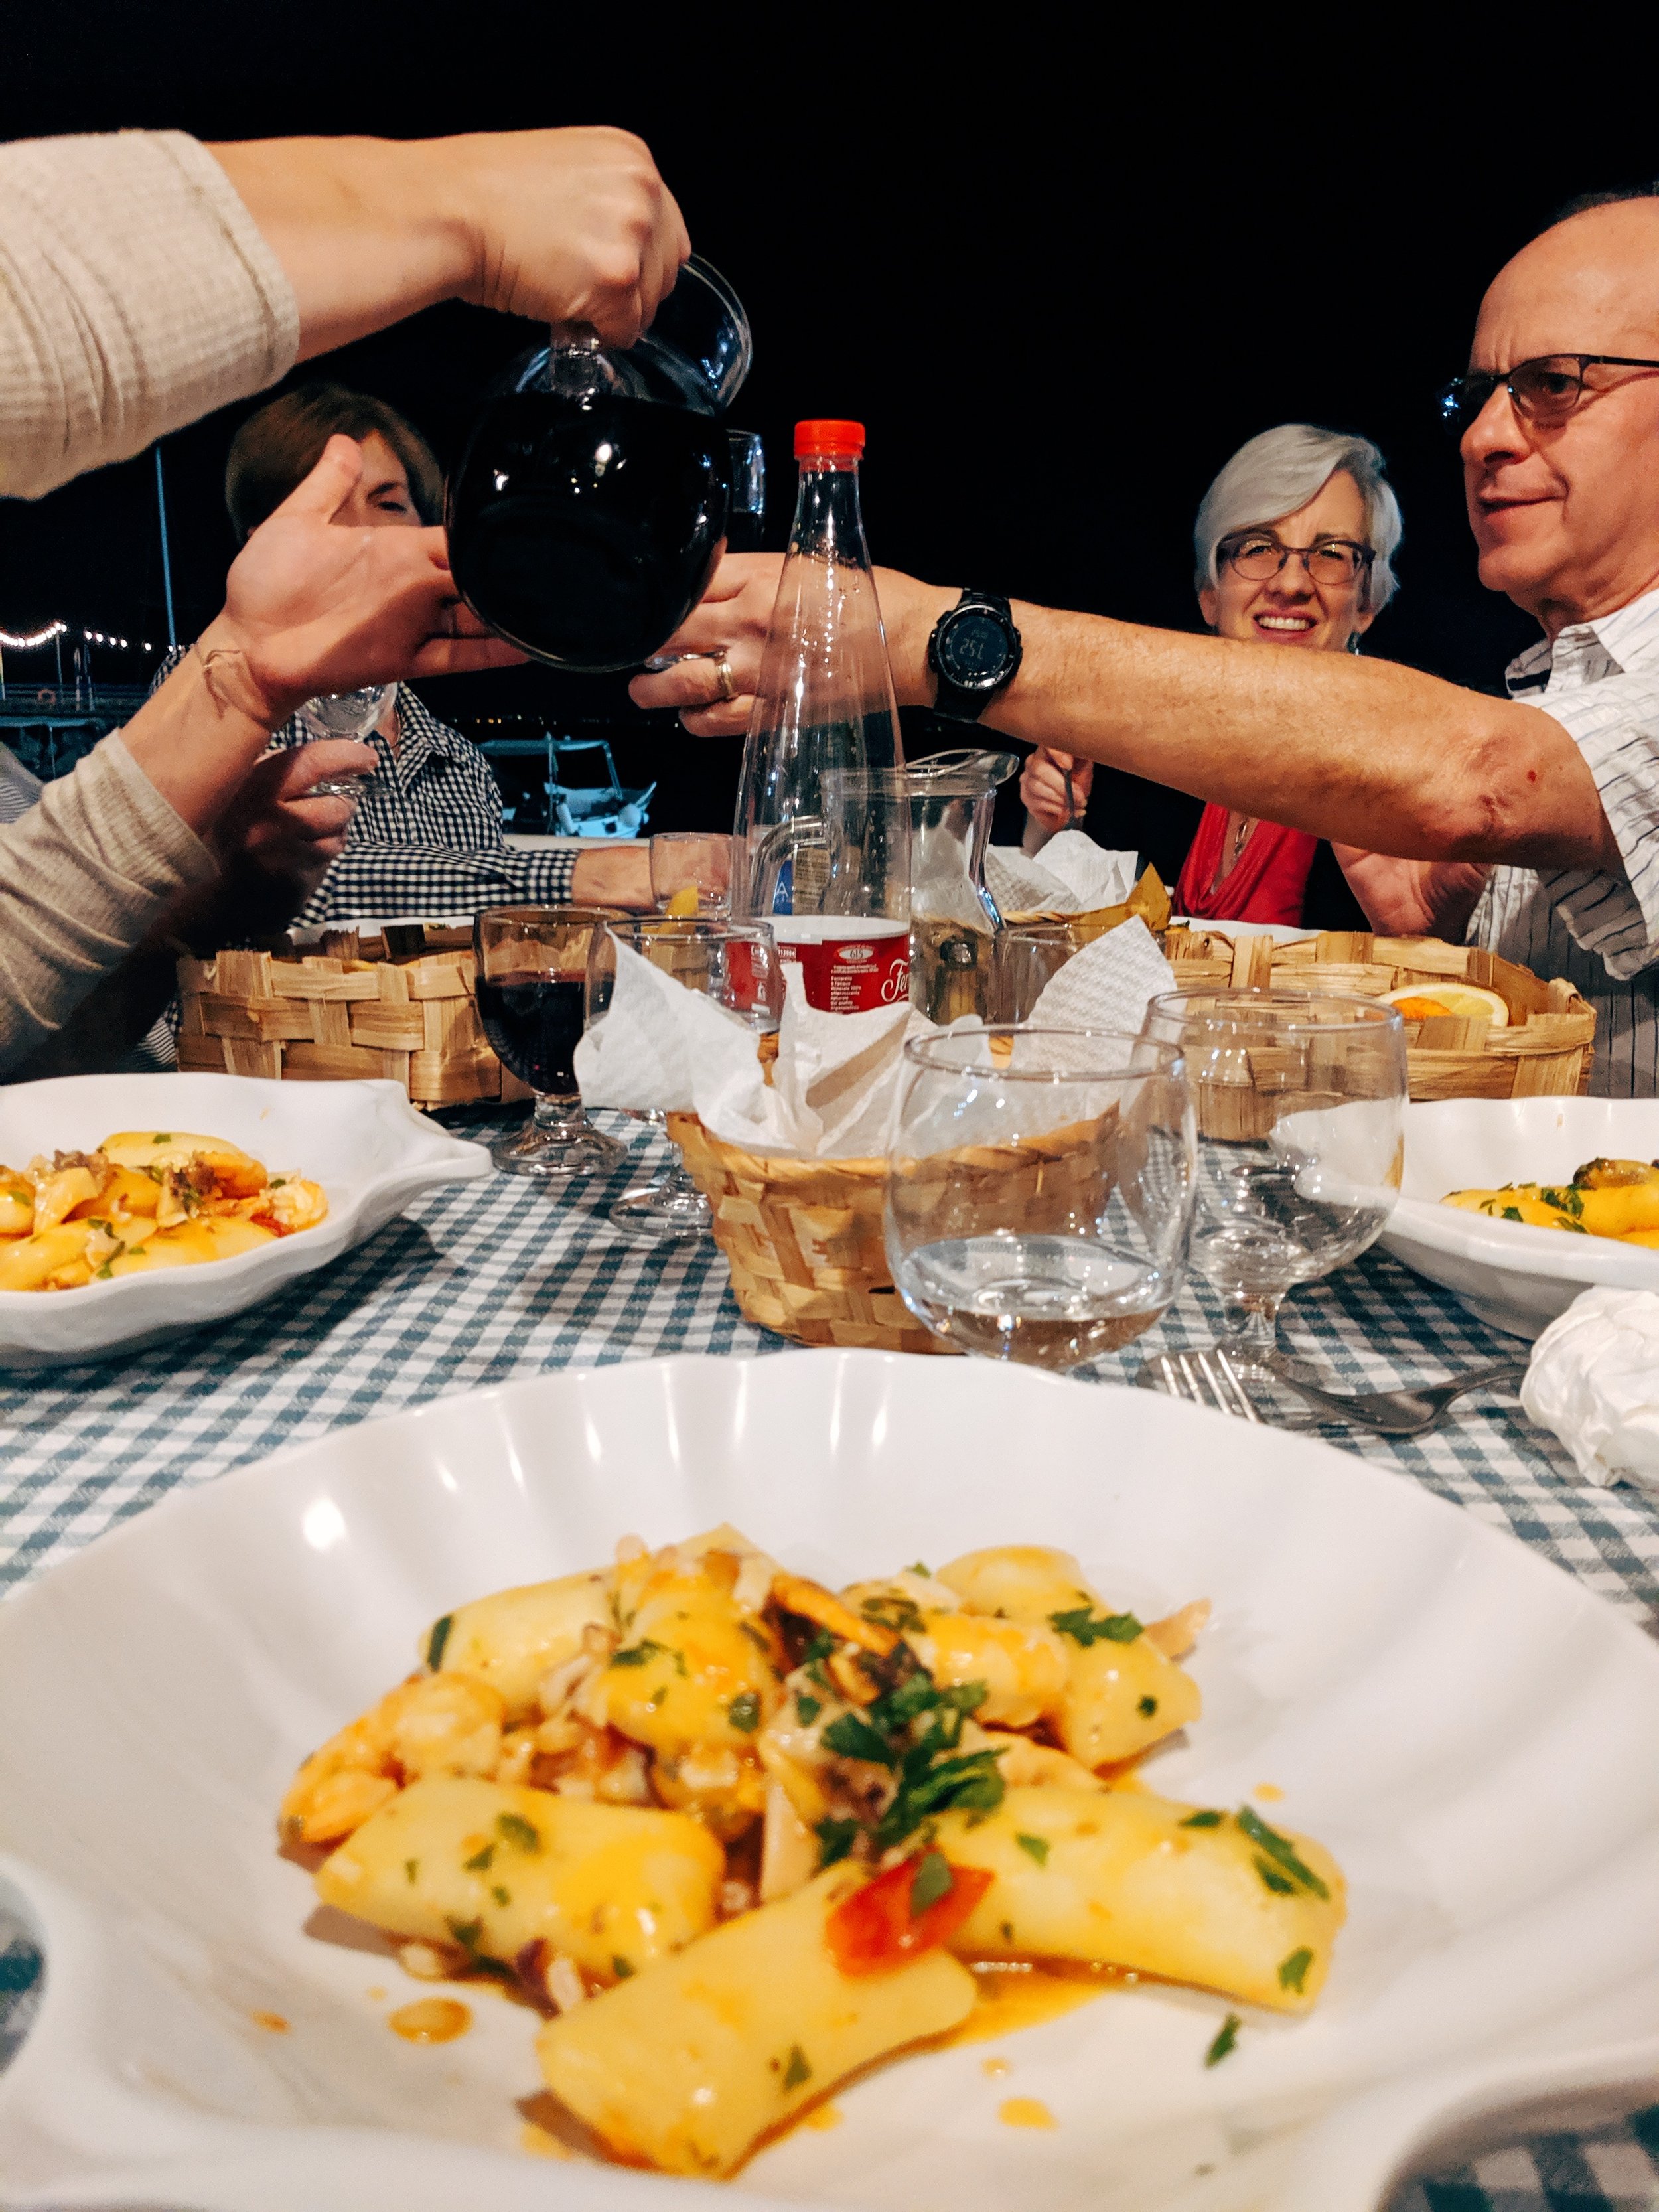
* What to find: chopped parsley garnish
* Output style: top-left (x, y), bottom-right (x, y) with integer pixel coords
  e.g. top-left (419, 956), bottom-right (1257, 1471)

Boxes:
top-left (462, 1841), bottom-right (496, 1872)
top-left (1277, 1946), bottom-right (1314, 1993)
top-left (738, 1620), bottom-right (774, 1653)
top-left (425, 1614), bottom-right (453, 1670)
top-left (1502, 1205), bottom-right (1524, 1221)
top-left (496, 1813), bottom-right (540, 1853)
top-left (648, 1684), bottom-right (669, 1708)
top-left (1015, 1832), bottom-right (1050, 1866)
top-left (94, 1261), bottom-right (113, 1279)
top-left (490, 1885), bottom-right (510, 1907)
top-left (447, 1916), bottom-right (484, 1953)
top-left (610, 1637), bottom-right (684, 1673)
top-left (821, 1712), bottom-right (900, 1767)
top-left (1254, 1858), bottom-right (1297, 1895)
top-left (910, 1849), bottom-right (954, 1913)
top-left (815, 1816), bottom-right (860, 1868)
top-left (1204, 2013), bottom-right (1241, 2067)
top-left (1179, 1810), bottom-right (1223, 1828)
top-left (152, 1134), bottom-right (172, 1144)
top-left (1236, 1808), bottom-right (1330, 1899)
top-left (404, 1858), bottom-right (419, 1883)
top-left (861, 1591), bottom-right (925, 1635)
top-left (1137, 1695), bottom-right (1159, 1716)
top-left (999, 1919), bottom-right (1015, 1943)
top-left (728, 1691), bottom-right (762, 1732)
top-left (795, 1692), bottom-right (823, 1726)
top-left (782, 2043), bottom-right (812, 2091)
top-left (906, 1562), bottom-right (931, 1577)
top-left (1542, 1185), bottom-right (1584, 1215)
top-left (1049, 1605), bottom-right (1143, 1646)
top-left (611, 1956), bottom-right (636, 1980)
top-left (799, 1628), bottom-right (836, 1690)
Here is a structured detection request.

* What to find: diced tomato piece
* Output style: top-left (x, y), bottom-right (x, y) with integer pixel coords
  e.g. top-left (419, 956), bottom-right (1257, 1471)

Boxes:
top-left (824, 1852), bottom-right (994, 1976)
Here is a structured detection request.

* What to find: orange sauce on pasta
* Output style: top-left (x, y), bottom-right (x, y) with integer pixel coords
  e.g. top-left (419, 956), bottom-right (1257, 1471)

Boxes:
top-left (388, 1997), bottom-right (472, 2044)
top-left (947, 1958), bottom-right (1123, 2045)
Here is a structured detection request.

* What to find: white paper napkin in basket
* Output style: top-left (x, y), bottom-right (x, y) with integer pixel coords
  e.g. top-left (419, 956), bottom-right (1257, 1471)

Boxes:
top-left (1020, 915), bottom-right (1176, 1041)
top-left (984, 831), bottom-right (1139, 917)
top-left (1521, 1286), bottom-right (1659, 1497)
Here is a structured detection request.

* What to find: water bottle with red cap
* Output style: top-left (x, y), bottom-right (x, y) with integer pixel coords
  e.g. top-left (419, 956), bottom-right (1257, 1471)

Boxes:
top-left (731, 421), bottom-right (911, 1012)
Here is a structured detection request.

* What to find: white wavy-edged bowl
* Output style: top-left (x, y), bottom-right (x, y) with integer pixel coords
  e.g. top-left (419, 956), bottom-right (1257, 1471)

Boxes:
top-left (0, 1350), bottom-right (1656, 2212)
top-left (0, 1073), bottom-right (489, 1368)
top-left (1380, 1096), bottom-right (1659, 1339)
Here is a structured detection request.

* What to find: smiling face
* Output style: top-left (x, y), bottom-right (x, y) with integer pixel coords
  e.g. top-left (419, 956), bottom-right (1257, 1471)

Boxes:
top-left (1463, 201), bottom-right (1659, 637)
top-left (1198, 470), bottom-right (1376, 652)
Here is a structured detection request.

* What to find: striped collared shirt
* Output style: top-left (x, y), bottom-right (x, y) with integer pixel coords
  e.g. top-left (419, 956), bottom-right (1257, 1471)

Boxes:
top-left (151, 649), bottom-right (578, 924)
top-left (1468, 585), bottom-right (1659, 1096)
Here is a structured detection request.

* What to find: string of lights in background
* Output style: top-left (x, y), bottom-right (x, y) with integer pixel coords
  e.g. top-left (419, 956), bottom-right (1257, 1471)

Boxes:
top-left (0, 620), bottom-right (157, 653)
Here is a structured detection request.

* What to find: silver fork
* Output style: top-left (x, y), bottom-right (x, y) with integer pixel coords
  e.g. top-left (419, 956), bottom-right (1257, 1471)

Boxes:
top-left (1138, 1346), bottom-right (1528, 1436)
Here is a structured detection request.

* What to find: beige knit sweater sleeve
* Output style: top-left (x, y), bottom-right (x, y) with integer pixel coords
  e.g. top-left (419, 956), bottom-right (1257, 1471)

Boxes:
top-left (0, 131), bottom-right (299, 499)
top-left (0, 736), bottom-right (217, 1074)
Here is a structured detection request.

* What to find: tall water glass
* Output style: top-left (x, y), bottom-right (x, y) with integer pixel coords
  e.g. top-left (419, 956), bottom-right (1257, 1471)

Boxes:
top-left (1139, 989), bottom-right (1407, 1355)
top-left (650, 832), bottom-right (733, 916)
top-left (886, 1029), bottom-right (1194, 1370)
top-left (586, 919), bottom-right (784, 1240)
top-left (473, 905), bottom-right (628, 1179)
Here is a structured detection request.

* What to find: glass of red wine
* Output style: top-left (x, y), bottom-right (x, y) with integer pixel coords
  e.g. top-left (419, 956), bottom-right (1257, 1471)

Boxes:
top-left (585, 918), bottom-right (784, 1239)
top-left (473, 905), bottom-right (629, 1179)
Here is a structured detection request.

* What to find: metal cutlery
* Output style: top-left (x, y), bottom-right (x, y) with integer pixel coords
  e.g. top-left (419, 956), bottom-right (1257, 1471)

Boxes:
top-left (1137, 1345), bottom-right (1528, 1437)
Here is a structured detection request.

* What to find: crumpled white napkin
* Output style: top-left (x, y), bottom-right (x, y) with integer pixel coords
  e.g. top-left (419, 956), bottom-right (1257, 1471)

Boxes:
top-left (1520, 1286), bottom-right (1659, 1496)
top-left (983, 832), bottom-right (1139, 917)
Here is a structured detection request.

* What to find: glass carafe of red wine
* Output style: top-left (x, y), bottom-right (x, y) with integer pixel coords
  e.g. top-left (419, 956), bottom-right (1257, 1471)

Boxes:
top-left (731, 421), bottom-right (909, 1011)
top-left (446, 258), bottom-right (763, 672)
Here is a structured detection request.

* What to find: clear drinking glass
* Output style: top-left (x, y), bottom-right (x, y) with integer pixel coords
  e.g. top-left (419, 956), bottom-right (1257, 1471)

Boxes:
top-left (650, 832), bottom-right (734, 916)
top-left (296, 684), bottom-right (395, 798)
top-left (989, 919), bottom-right (1077, 1023)
top-left (473, 905), bottom-right (629, 1179)
top-left (1139, 988), bottom-right (1407, 1357)
top-left (586, 919), bottom-right (784, 1239)
top-left (886, 1029), bottom-right (1194, 1370)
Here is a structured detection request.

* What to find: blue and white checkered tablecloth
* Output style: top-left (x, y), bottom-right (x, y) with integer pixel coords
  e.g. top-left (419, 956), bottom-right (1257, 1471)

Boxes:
top-left (1, 1108), bottom-right (1655, 2211)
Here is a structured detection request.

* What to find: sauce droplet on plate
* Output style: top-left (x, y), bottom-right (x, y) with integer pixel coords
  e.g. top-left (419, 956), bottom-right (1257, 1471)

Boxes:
top-left (798, 2102), bottom-right (844, 2132)
top-left (389, 1997), bottom-right (472, 2044)
top-left (981, 2056), bottom-right (1011, 2079)
top-left (999, 2097), bottom-right (1057, 2130)
top-left (1254, 1782), bottom-right (1285, 1802)
top-left (250, 2010), bottom-right (289, 2033)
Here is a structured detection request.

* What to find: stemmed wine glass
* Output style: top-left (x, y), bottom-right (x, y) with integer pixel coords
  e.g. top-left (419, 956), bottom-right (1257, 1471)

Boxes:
top-left (1137, 989), bottom-right (1407, 1359)
top-left (473, 905), bottom-right (629, 1179)
top-left (885, 1028), bottom-right (1195, 1370)
top-left (585, 918), bottom-right (783, 1240)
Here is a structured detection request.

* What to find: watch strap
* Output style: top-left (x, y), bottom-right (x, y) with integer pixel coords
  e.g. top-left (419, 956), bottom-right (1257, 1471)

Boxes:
top-left (928, 590), bottom-right (1020, 722)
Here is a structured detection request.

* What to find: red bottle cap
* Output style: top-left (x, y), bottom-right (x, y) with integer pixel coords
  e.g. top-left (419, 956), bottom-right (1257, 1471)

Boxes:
top-left (794, 419), bottom-right (865, 459)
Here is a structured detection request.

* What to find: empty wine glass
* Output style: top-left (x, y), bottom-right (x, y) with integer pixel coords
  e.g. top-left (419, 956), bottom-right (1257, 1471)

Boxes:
top-left (297, 684), bottom-right (395, 798)
top-left (585, 918), bottom-right (783, 1240)
top-left (885, 1029), bottom-right (1194, 1370)
top-left (1139, 989), bottom-right (1407, 1357)
top-left (650, 832), bottom-right (733, 917)
top-left (473, 905), bottom-right (629, 1179)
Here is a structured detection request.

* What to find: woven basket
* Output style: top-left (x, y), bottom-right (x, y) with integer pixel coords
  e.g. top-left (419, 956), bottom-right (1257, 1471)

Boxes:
top-left (1165, 928), bottom-right (1595, 1100)
top-left (176, 925), bottom-right (529, 1108)
top-left (669, 1106), bottom-right (1114, 1353)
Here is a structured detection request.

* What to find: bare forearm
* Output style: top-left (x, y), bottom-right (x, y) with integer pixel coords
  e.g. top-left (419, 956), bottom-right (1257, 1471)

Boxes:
top-left (876, 573), bottom-right (1615, 871)
top-left (206, 137), bottom-right (469, 358)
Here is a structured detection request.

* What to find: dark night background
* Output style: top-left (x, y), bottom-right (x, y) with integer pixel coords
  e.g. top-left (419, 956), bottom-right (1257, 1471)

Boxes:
top-left (5, 9), bottom-right (1659, 882)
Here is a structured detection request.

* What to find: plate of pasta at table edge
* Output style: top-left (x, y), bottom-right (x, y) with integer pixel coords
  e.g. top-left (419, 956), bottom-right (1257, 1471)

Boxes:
top-left (0, 1351), bottom-right (1655, 2212)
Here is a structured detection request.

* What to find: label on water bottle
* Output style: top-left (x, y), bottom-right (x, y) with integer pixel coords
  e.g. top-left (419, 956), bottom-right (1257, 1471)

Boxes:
top-left (772, 917), bottom-right (910, 1013)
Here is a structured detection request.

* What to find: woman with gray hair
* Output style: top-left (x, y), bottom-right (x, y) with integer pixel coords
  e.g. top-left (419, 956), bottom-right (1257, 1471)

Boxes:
top-left (1022, 423), bottom-right (1401, 924)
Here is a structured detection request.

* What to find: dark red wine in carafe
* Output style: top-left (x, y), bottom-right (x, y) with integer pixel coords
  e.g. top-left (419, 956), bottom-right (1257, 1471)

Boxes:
top-left (474, 972), bottom-right (586, 1094)
top-left (447, 391), bottom-right (731, 672)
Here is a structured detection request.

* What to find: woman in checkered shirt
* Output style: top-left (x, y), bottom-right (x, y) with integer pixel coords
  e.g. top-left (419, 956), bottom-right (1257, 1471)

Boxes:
top-left (158, 382), bottom-right (659, 926)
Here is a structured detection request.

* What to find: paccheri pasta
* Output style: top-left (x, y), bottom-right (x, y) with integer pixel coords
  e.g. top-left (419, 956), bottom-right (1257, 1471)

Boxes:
top-left (1443, 1155), bottom-right (1659, 1247)
top-left (283, 1529), bottom-right (1346, 2177)
top-left (0, 1132), bottom-right (326, 1291)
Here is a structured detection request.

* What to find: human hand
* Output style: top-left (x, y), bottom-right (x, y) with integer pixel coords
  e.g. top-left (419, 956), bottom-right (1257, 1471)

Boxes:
top-left (627, 554), bottom-right (782, 736)
top-left (443, 127), bottom-right (691, 348)
top-left (208, 437), bottom-right (524, 723)
top-left (571, 844), bottom-right (654, 911)
top-left (214, 740), bottom-right (376, 897)
top-left (1021, 748), bottom-right (1092, 833)
top-left (1329, 848), bottom-right (1492, 938)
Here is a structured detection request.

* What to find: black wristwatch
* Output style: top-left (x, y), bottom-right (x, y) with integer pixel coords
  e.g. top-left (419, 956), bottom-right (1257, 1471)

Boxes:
top-left (926, 589), bottom-right (1023, 721)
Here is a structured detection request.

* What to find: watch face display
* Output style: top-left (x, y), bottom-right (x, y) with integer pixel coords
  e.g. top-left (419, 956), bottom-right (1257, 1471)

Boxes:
top-left (939, 609), bottom-right (1010, 688)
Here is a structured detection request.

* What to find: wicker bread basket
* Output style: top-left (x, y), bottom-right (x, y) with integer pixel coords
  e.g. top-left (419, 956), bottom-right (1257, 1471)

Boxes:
top-left (1165, 928), bottom-right (1595, 1099)
top-left (669, 1105), bottom-right (1114, 1353)
top-left (176, 926), bottom-right (529, 1108)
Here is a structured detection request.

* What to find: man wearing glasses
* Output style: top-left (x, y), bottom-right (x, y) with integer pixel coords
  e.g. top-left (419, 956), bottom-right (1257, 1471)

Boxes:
top-left (640, 192), bottom-right (1659, 1095)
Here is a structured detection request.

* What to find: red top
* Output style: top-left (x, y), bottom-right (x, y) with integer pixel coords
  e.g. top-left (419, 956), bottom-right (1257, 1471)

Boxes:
top-left (795, 419), bottom-right (865, 458)
top-left (1174, 804), bottom-right (1321, 926)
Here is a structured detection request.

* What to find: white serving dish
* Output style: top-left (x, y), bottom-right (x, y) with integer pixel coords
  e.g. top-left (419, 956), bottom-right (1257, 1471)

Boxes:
top-left (1380, 1096), bottom-right (1659, 1338)
top-left (0, 1073), bottom-right (489, 1367)
top-left (0, 1351), bottom-right (1655, 2212)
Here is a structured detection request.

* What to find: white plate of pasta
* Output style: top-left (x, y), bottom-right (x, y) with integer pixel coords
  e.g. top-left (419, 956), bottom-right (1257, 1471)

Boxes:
top-left (0, 1351), bottom-right (1655, 2212)
top-left (0, 1072), bottom-right (489, 1366)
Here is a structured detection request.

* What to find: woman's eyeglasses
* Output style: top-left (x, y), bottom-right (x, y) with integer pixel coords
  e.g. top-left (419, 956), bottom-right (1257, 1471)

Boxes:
top-left (1218, 534), bottom-right (1373, 587)
top-left (1437, 353), bottom-right (1659, 437)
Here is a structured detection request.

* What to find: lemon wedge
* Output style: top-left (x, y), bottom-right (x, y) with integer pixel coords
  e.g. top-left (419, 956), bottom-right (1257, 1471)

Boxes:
top-left (1382, 983), bottom-right (1509, 1027)
top-left (663, 885), bottom-right (701, 917)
